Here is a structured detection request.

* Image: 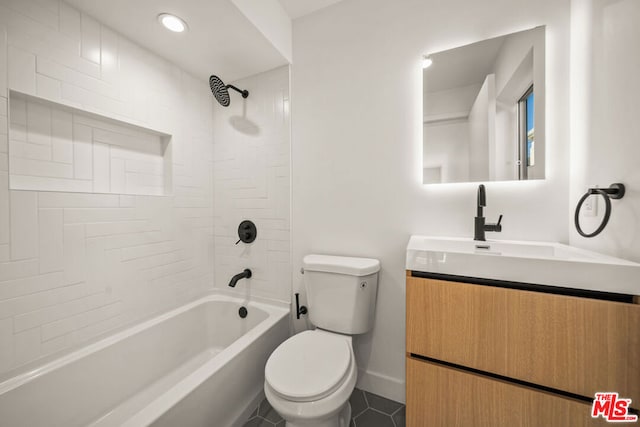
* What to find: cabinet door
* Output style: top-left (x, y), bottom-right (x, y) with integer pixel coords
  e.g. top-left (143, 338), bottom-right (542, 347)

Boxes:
top-left (406, 276), bottom-right (640, 404)
top-left (406, 357), bottom-right (609, 427)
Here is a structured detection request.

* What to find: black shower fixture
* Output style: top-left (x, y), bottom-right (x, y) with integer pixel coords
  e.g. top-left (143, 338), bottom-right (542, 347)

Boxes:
top-left (209, 75), bottom-right (249, 107)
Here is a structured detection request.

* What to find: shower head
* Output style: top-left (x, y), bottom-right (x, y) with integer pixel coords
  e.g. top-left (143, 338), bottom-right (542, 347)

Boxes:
top-left (209, 75), bottom-right (249, 107)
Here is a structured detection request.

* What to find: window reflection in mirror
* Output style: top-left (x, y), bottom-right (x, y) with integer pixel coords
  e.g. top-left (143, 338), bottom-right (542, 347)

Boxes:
top-left (518, 85), bottom-right (535, 179)
top-left (423, 26), bottom-right (545, 184)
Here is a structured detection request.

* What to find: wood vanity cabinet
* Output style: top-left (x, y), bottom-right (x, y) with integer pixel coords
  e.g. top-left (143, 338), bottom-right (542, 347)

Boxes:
top-left (405, 271), bottom-right (640, 427)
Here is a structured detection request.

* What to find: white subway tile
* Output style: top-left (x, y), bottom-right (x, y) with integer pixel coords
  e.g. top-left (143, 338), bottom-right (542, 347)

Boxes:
top-left (9, 96), bottom-right (26, 125)
top-left (7, 46), bottom-right (36, 94)
top-left (85, 220), bottom-right (153, 238)
top-left (0, 173), bottom-right (8, 244)
top-left (0, 134), bottom-right (7, 154)
top-left (92, 141), bottom-right (109, 193)
top-left (10, 28), bottom-right (98, 79)
top-left (119, 195), bottom-right (135, 207)
top-left (6, 0), bottom-right (58, 30)
top-left (37, 56), bottom-right (115, 99)
top-left (0, 0), bottom-right (222, 367)
top-left (0, 318), bottom-right (12, 372)
top-left (0, 96), bottom-right (8, 118)
top-left (38, 192), bottom-right (119, 208)
top-left (8, 122), bottom-right (26, 145)
top-left (59, 1), bottom-right (81, 40)
top-left (51, 108), bottom-right (73, 163)
top-left (63, 223), bottom-right (86, 284)
top-left (72, 123), bottom-right (92, 179)
top-left (7, 13), bottom-right (76, 56)
top-left (0, 25), bottom-right (7, 96)
top-left (38, 208), bottom-right (63, 273)
top-left (109, 157), bottom-right (124, 193)
top-left (80, 13), bottom-right (101, 64)
top-left (10, 174), bottom-right (92, 192)
top-left (96, 128), bottom-right (163, 155)
top-left (9, 139), bottom-right (51, 161)
top-left (9, 156), bottom-right (73, 178)
top-left (63, 207), bottom-right (135, 224)
top-left (14, 291), bottom-right (118, 333)
top-left (0, 282), bottom-right (86, 319)
top-left (101, 26), bottom-right (119, 84)
top-left (0, 259), bottom-right (39, 282)
top-left (61, 82), bottom-right (125, 117)
top-left (13, 327), bottom-right (41, 366)
top-left (42, 300), bottom-right (122, 341)
top-left (36, 73), bottom-right (62, 101)
top-left (26, 99), bottom-right (51, 146)
top-left (10, 190), bottom-right (38, 260)
top-left (73, 114), bottom-right (154, 140)
top-left (70, 312), bottom-right (125, 344)
top-left (0, 271), bottom-right (64, 300)
top-left (90, 230), bottom-right (164, 251)
top-left (122, 242), bottom-right (176, 260)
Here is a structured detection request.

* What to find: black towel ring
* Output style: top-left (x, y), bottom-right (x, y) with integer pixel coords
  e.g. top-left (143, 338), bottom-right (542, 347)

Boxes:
top-left (574, 183), bottom-right (625, 238)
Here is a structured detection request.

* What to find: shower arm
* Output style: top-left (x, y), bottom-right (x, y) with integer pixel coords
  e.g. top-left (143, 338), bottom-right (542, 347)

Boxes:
top-left (226, 84), bottom-right (249, 99)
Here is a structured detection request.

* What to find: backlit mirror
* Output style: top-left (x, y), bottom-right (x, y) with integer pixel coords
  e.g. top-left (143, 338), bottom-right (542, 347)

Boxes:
top-left (422, 26), bottom-right (545, 184)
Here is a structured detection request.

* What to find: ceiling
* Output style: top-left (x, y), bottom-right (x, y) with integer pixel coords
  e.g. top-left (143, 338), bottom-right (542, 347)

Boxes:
top-left (278, 0), bottom-right (345, 20)
top-left (423, 36), bottom-right (506, 93)
top-left (66, 0), bottom-right (346, 83)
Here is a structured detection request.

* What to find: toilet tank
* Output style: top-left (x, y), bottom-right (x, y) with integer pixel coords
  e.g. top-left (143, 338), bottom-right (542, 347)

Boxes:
top-left (303, 254), bottom-right (380, 334)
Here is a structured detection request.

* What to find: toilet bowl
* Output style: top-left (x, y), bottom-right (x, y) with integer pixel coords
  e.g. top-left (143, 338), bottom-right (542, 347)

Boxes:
top-left (264, 254), bottom-right (380, 427)
top-left (264, 329), bottom-right (356, 427)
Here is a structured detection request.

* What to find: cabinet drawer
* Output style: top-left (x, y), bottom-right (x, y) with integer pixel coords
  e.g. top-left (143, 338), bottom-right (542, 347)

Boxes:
top-left (406, 276), bottom-right (640, 403)
top-left (407, 357), bottom-right (609, 427)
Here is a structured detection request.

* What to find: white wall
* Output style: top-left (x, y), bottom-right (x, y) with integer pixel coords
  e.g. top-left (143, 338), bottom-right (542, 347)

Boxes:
top-left (495, 99), bottom-right (518, 180)
top-left (423, 120), bottom-right (470, 183)
top-left (231, 0), bottom-right (292, 64)
top-left (569, 0), bottom-right (640, 261)
top-left (211, 66), bottom-right (291, 303)
top-left (423, 83), bottom-right (482, 119)
top-left (292, 0), bottom-right (571, 402)
top-left (468, 74), bottom-right (494, 182)
top-left (0, 0), bottom-right (215, 376)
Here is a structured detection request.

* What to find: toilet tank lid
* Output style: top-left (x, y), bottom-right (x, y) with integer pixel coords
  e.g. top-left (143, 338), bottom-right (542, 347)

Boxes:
top-left (303, 254), bottom-right (380, 276)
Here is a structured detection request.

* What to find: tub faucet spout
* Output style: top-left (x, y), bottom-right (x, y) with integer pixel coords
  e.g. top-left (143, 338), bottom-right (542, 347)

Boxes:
top-left (228, 269), bottom-right (252, 287)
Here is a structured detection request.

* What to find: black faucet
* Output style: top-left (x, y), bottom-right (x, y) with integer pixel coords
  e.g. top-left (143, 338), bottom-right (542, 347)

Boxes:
top-left (474, 184), bottom-right (503, 241)
top-left (228, 269), bottom-right (252, 287)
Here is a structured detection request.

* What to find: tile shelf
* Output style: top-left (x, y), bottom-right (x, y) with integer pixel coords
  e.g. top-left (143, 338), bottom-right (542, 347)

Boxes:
top-left (8, 90), bottom-right (172, 196)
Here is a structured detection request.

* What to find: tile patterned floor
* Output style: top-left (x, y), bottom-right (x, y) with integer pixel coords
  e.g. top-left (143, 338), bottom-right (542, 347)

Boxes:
top-left (243, 388), bottom-right (405, 427)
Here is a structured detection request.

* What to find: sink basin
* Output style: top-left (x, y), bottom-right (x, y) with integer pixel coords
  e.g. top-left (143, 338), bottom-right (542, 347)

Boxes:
top-left (406, 236), bottom-right (640, 295)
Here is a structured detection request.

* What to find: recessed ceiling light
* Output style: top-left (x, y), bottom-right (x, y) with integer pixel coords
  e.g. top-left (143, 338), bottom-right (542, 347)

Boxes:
top-left (422, 56), bottom-right (433, 69)
top-left (158, 13), bottom-right (187, 33)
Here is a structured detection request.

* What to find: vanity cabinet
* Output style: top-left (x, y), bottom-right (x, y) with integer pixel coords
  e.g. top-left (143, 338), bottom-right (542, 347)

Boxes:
top-left (406, 272), bottom-right (640, 426)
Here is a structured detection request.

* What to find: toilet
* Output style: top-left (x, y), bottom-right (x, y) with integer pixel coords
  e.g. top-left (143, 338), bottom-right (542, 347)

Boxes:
top-left (264, 254), bottom-right (380, 427)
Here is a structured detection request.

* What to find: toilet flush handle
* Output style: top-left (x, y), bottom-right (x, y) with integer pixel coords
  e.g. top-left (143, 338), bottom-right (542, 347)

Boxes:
top-left (295, 293), bottom-right (308, 319)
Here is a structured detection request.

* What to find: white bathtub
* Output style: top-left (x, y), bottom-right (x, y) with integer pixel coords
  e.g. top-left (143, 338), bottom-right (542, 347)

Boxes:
top-left (0, 293), bottom-right (290, 427)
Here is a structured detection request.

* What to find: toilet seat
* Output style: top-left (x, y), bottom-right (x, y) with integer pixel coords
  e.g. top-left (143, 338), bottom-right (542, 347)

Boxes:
top-left (265, 330), bottom-right (352, 402)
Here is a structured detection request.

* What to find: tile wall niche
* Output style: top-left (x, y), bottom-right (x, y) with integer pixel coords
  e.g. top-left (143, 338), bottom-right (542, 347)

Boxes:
top-left (0, 0), bottom-right (214, 376)
top-left (9, 91), bottom-right (172, 195)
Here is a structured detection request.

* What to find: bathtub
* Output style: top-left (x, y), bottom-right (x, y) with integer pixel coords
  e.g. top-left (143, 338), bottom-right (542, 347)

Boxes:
top-left (0, 293), bottom-right (290, 427)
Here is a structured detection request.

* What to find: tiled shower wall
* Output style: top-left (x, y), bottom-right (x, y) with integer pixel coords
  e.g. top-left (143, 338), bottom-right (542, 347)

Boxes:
top-left (212, 66), bottom-right (291, 302)
top-left (0, 0), bottom-right (214, 375)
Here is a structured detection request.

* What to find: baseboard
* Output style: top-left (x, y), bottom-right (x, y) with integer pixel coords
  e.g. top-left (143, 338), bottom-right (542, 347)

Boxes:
top-left (356, 368), bottom-right (406, 404)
